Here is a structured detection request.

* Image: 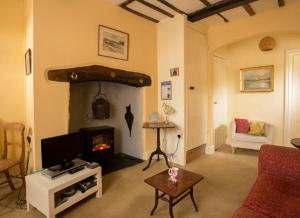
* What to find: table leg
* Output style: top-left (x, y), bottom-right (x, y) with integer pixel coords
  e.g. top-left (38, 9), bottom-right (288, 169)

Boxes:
top-left (169, 196), bottom-right (174, 218)
top-left (190, 187), bottom-right (198, 212)
top-left (162, 152), bottom-right (171, 168)
top-left (143, 127), bottom-right (171, 170)
top-left (143, 151), bottom-right (156, 171)
top-left (150, 189), bottom-right (159, 215)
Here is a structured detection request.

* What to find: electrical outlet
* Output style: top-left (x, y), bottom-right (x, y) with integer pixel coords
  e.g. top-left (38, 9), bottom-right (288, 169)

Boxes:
top-left (177, 131), bottom-right (183, 139)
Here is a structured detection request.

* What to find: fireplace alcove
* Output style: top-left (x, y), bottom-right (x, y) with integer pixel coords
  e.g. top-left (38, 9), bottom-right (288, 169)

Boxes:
top-left (47, 65), bottom-right (151, 174)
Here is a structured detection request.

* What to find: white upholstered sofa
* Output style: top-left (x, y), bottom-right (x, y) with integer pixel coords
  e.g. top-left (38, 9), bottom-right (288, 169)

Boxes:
top-left (229, 121), bottom-right (274, 153)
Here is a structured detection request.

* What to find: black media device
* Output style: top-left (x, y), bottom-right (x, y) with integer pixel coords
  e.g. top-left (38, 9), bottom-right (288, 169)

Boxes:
top-left (41, 132), bottom-right (83, 171)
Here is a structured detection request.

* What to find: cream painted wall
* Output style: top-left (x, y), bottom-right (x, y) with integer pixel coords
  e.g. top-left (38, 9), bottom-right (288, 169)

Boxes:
top-left (208, 2), bottom-right (300, 52)
top-left (157, 16), bottom-right (185, 165)
top-left (207, 2), bottom-right (300, 145)
top-left (0, 0), bottom-right (25, 124)
top-left (157, 16), bottom-right (208, 165)
top-left (217, 33), bottom-right (300, 145)
top-left (25, 0), bottom-right (35, 170)
top-left (30, 0), bottom-right (157, 169)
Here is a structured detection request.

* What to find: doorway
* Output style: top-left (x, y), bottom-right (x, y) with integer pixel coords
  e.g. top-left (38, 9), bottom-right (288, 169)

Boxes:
top-left (284, 49), bottom-right (300, 145)
top-left (213, 55), bottom-right (228, 150)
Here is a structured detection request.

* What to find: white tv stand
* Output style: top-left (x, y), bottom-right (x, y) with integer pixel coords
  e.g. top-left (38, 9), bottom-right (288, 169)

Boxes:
top-left (26, 166), bottom-right (102, 218)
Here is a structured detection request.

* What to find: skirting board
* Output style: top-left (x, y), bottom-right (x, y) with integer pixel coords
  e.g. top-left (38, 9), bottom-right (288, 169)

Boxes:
top-left (186, 144), bottom-right (206, 164)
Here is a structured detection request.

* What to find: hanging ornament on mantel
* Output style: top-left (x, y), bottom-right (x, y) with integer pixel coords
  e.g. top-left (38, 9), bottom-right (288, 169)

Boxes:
top-left (259, 36), bottom-right (276, 51)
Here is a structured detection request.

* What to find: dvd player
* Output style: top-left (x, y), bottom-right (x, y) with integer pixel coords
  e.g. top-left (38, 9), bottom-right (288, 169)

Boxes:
top-left (42, 159), bottom-right (87, 179)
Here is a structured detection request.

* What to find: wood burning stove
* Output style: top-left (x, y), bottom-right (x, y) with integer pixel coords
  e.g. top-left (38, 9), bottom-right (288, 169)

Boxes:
top-left (80, 126), bottom-right (114, 163)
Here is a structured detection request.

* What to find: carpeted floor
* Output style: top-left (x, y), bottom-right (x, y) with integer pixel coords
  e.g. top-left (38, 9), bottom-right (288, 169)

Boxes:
top-left (0, 145), bottom-right (258, 218)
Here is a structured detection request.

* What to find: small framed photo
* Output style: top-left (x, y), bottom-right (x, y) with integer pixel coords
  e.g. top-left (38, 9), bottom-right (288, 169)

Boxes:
top-left (25, 49), bottom-right (32, 75)
top-left (240, 65), bottom-right (274, 92)
top-left (170, 67), bottom-right (179, 77)
top-left (98, 25), bottom-right (129, 61)
top-left (161, 81), bottom-right (172, 100)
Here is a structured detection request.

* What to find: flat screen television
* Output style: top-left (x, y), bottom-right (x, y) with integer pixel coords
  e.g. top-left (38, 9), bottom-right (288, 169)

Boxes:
top-left (41, 132), bottom-right (83, 171)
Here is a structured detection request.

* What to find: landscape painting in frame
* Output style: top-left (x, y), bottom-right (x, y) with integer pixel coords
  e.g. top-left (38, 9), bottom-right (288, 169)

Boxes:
top-left (98, 25), bottom-right (129, 60)
top-left (240, 65), bottom-right (274, 92)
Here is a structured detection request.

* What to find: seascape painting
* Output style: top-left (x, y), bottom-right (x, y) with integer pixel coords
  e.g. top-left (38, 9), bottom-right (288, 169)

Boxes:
top-left (240, 66), bottom-right (274, 92)
top-left (99, 25), bottom-right (129, 60)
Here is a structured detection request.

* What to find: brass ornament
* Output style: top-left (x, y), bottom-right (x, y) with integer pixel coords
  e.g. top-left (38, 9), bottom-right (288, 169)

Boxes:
top-left (110, 72), bottom-right (116, 78)
top-left (70, 72), bottom-right (78, 80)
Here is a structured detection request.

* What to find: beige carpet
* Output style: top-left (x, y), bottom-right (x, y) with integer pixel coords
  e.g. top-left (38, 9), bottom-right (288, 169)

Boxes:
top-left (0, 145), bottom-right (258, 218)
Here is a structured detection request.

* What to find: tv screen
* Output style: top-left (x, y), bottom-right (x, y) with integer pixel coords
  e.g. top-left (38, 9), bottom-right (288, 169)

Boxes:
top-left (41, 132), bottom-right (83, 169)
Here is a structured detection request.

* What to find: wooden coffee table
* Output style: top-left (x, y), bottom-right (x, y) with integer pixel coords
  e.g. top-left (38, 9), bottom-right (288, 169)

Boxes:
top-left (144, 168), bottom-right (204, 218)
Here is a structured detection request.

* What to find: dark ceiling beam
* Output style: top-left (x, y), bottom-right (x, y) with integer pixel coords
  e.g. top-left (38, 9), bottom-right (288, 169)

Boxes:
top-left (278, 0), bottom-right (285, 7)
top-left (243, 3), bottom-right (255, 16)
top-left (188, 0), bottom-right (258, 22)
top-left (119, 0), bottom-right (159, 23)
top-left (119, 0), bottom-right (134, 7)
top-left (136, 0), bottom-right (174, 18)
top-left (157, 0), bottom-right (187, 15)
top-left (199, 0), bottom-right (229, 22)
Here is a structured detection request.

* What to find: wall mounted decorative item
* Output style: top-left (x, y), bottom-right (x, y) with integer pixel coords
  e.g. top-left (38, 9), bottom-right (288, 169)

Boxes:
top-left (259, 36), bottom-right (276, 51)
top-left (170, 67), bottom-right (179, 77)
top-left (124, 104), bottom-right (134, 137)
top-left (98, 25), bottom-right (129, 60)
top-left (240, 65), bottom-right (274, 92)
top-left (161, 81), bottom-right (172, 100)
top-left (25, 48), bottom-right (32, 75)
top-left (92, 83), bottom-right (110, 119)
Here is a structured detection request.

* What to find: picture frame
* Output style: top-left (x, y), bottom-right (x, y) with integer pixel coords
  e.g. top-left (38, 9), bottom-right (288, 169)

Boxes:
top-left (240, 65), bottom-right (274, 92)
top-left (161, 81), bottom-right (172, 100)
top-left (25, 48), bottom-right (32, 75)
top-left (170, 67), bottom-right (179, 77)
top-left (98, 25), bottom-right (129, 61)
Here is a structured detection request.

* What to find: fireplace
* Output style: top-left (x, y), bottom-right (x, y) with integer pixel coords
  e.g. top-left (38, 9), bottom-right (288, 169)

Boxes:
top-left (80, 126), bottom-right (114, 163)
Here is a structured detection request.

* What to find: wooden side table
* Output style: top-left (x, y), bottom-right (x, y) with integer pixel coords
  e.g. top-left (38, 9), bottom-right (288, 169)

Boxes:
top-left (142, 122), bottom-right (175, 171)
top-left (144, 168), bottom-right (204, 218)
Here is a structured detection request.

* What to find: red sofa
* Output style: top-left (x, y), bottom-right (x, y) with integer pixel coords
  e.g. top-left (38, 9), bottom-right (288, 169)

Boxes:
top-left (233, 144), bottom-right (300, 218)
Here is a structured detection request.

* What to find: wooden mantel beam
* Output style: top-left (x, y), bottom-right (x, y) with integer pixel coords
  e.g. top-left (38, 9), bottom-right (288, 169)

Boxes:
top-left (188, 0), bottom-right (258, 22)
top-left (47, 65), bottom-right (152, 87)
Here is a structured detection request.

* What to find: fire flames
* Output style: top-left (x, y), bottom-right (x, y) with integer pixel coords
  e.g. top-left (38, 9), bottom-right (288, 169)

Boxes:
top-left (92, 144), bottom-right (111, 152)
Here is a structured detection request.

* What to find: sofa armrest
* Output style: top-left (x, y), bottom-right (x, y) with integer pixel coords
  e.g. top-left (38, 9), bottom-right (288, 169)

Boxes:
top-left (259, 144), bottom-right (300, 181)
top-left (231, 121), bottom-right (236, 138)
top-left (264, 124), bottom-right (273, 143)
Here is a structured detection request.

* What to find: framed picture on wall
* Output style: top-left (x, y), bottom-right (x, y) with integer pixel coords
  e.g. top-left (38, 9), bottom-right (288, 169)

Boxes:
top-left (240, 65), bottom-right (274, 92)
top-left (98, 25), bottom-right (129, 61)
top-left (161, 81), bottom-right (172, 100)
top-left (170, 67), bottom-right (179, 77)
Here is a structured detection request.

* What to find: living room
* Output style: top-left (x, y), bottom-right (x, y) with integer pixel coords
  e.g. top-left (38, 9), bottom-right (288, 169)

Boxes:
top-left (0, 0), bottom-right (299, 217)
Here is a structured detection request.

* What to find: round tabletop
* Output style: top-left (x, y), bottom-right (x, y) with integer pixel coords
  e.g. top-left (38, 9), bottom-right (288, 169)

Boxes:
top-left (290, 138), bottom-right (300, 149)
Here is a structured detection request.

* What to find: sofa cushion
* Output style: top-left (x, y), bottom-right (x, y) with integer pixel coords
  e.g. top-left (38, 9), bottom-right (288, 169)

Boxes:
top-left (243, 174), bottom-right (300, 218)
top-left (248, 122), bottom-right (265, 136)
top-left (235, 133), bottom-right (268, 143)
top-left (235, 118), bottom-right (250, 133)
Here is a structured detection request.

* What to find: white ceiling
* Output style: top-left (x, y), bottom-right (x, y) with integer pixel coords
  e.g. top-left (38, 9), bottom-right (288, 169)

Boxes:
top-left (107, 0), bottom-right (298, 26)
